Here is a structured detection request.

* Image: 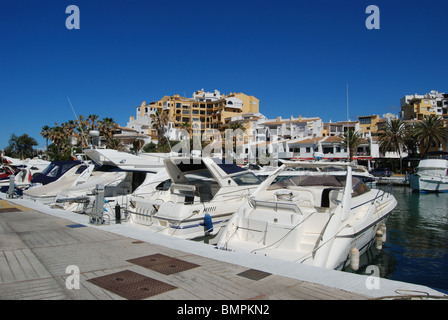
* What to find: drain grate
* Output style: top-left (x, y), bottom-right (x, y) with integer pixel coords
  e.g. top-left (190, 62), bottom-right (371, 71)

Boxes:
top-left (87, 270), bottom-right (177, 300)
top-left (127, 253), bottom-right (200, 275)
top-left (237, 269), bottom-right (271, 281)
top-left (0, 208), bottom-right (22, 213)
top-left (66, 224), bottom-right (86, 228)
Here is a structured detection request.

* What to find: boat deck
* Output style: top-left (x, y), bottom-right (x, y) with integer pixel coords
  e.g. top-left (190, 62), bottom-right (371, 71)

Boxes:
top-left (0, 196), bottom-right (445, 301)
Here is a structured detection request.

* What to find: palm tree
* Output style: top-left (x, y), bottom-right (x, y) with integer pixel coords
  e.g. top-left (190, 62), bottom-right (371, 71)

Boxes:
top-left (74, 115), bottom-right (89, 148)
top-left (379, 119), bottom-right (406, 173)
top-left (403, 125), bottom-right (419, 158)
top-left (62, 120), bottom-right (77, 148)
top-left (48, 125), bottom-right (67, 154)
top-left (40, 125), bottom-right (51, 153)
top-left (180, 122), bottom-right (192, 136)
top-left (413, 115), bottom-right (447, 158)
top-left (150, 110), bottom-right (169, 146)
top-left (87, 114), bottom-right (99, 132)
top-left (99, 117), bottom-right (119, 143)
top-left (229, 122), bottom-right (246, 132)
top-left (105, 138), bottom-right (126, 151)
top-left (341, 130), bottom-right (363, 162)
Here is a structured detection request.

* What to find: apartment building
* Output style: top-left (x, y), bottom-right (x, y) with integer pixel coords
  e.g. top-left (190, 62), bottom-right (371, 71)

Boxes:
top-left (321, 120), bottom-right (359, 137)
top-left (260, 116), bottom-right (323, 141)
top-left (127, 89), bottom-right (259, 142)
top-left (400, 90), bottom-right (448, 120)
top-left (358, 114), bottom-right (381, 135)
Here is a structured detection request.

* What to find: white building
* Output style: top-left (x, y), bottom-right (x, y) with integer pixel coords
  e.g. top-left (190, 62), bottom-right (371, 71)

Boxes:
top-left (260, 116), bottom-right (323, 141)
top-left (127, 101), bottom-right (157, 136)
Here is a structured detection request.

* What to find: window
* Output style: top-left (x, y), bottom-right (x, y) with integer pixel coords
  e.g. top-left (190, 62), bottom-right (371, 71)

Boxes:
top-left (176, 103), bottom-right (181, 108)
top-left (155, 179), bottom-right (172, 191)
top-left (359, 118), bottom-right (371, 124)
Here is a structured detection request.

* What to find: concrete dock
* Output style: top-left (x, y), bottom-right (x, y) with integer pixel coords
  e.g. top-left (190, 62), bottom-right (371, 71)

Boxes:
top-left (0, 195), bottom-right (445, 301)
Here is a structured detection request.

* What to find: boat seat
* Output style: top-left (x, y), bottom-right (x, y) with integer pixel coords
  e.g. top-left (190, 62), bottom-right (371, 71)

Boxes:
top-left (285, 186), bottom-right (315, 207)
top-left (329, 189), bottom-right (343, 206)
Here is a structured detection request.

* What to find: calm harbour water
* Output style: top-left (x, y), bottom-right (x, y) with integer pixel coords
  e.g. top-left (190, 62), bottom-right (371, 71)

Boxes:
top-left (355, 185), bottom-right (448, 293)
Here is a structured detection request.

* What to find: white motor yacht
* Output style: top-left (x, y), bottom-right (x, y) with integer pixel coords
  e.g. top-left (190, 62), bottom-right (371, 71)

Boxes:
top-left (53, 149), bottom-right (167, 218)
top-left (23, 162), bottom-right (90, 205)
top-left (127, 157), bottom-right (264, 240)
top-left (409, 158), bottom-right (448, 192)
top-left (217, 165), bottom-right (397, 270)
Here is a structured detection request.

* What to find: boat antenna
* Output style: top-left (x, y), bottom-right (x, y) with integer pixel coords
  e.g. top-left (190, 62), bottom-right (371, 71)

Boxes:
top-left (67, 97), bottom-right (89, 151)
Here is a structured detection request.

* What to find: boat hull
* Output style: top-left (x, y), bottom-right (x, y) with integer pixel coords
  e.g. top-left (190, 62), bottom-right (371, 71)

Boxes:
top-left (128, 199), bottom-right (246, 240)
top-left (409, 175), bottom-right (448, 193)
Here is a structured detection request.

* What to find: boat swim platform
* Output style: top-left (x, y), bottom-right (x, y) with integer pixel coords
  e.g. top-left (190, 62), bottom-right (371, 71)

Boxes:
top-left (0, 195), bottom-right (445, 301)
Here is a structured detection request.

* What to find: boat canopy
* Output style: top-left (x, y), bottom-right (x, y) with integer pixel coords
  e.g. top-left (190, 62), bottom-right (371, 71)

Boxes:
top-left (31, 161), bottom-right (82, 185)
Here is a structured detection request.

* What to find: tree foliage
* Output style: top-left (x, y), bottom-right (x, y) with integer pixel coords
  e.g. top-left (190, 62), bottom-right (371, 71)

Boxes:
top-left (4, 134), bottom-right (38, 159)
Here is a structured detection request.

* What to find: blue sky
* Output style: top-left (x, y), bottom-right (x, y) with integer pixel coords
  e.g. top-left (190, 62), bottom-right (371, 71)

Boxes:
top-left (1, 0), bottom-right (448, 150)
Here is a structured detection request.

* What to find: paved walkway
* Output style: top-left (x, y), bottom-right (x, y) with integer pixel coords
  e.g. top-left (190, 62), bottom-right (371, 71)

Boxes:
top-left (0, 199), bottom-right (367, 300)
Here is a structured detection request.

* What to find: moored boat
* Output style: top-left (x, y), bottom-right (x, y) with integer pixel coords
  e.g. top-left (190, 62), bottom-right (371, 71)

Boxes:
top-left (409, 158), bottom-right (448, 193)
top-left (217, 165), bottom-right (397, 270)
top-left (127, 156), bottom-right (264, 241)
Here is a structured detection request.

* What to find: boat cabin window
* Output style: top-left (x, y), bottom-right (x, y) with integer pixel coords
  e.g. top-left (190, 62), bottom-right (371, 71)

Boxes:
top-left (155, 179), bottom-right (172, 191)
top-left (176, 161), bottom-right (207, 173)
top-left (75, 165), bottom-right (88, 174)
top-left (184, 169), bottom-right (215, 183)
top-left (231, 172), bottom-right (262, 186)
top-left (40, 163), bottom-right (57, 177)
top-left (46, 165), bottom-right (60, 178)
top-left (216, 163), bottom-right (247, 175)
top-left (294, 167), bottom-right (319, 172)
top-left (351, 178), bottom-right (370, 196)
top-left (321, 166), bottom-right (345, 172)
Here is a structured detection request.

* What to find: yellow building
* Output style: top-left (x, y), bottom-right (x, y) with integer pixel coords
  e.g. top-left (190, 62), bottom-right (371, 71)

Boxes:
top-left (358, 114), bottom-right (381, 134)
top-left (401, 97), bottom-right (438, 120)
top-left (129, 90), bottom-right (259, 139)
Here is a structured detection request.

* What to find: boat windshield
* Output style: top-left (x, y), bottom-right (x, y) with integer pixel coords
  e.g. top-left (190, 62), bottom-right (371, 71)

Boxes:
top-left (40, 161), bottom-right (80, 177)
top-left (231, 171), bottom-right (262, 186)
top-left (175, 159), bottom-right (261, 186)
top-left (184, 169), bottom-right (216, 183)
top-left (268, 174), bottom-right (370, 196)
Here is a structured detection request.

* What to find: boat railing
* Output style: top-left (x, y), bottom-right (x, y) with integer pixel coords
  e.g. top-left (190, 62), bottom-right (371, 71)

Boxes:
top-left (372, 183), bottom-right (393, 203)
